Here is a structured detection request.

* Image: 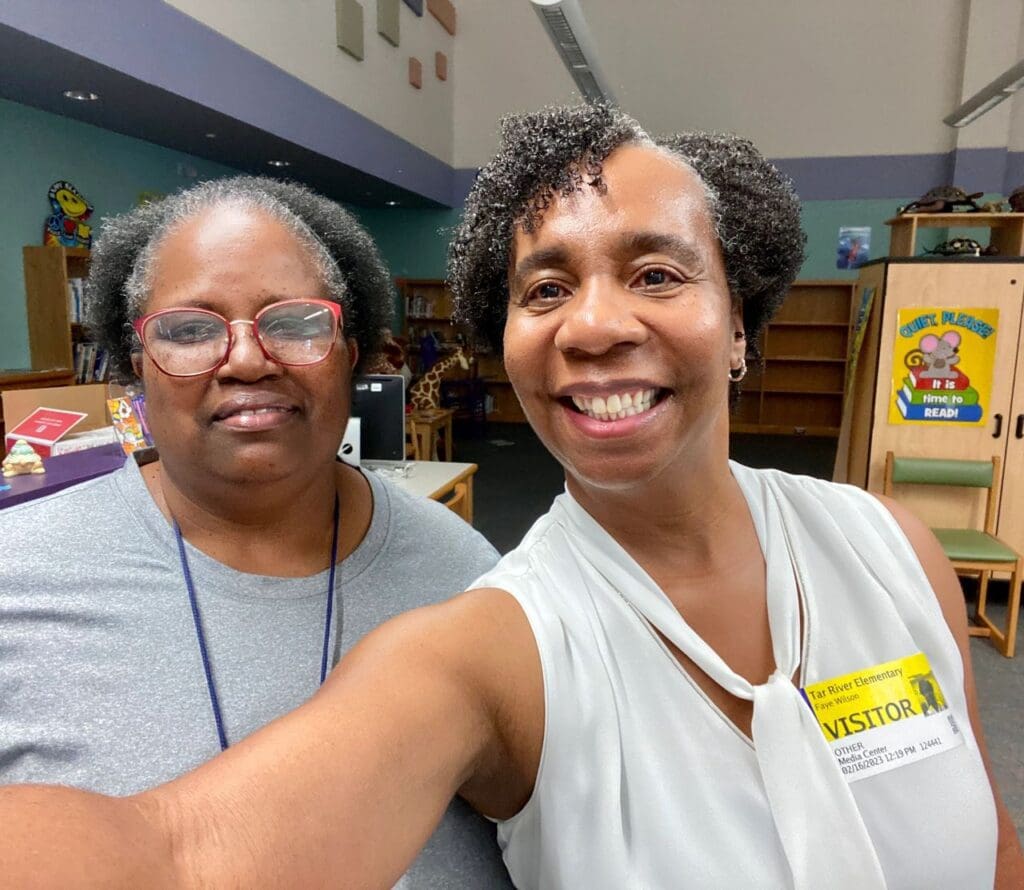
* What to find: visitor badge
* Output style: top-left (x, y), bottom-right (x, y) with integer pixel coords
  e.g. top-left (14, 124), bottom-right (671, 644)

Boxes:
top-left (802, 652), bottom-right (963, 783)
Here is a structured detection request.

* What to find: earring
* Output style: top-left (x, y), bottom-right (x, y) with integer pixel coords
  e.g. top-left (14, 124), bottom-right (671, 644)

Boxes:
top-left (728, 359), bottom-right (747, 382)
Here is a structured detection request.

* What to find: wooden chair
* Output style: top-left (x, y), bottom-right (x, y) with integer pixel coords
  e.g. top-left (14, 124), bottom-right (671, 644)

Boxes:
top-left (405, 416), bottom-right (421, 460)
top-left (883, 452), bottom-right (1021, 657)
top-left (443, 481), bottom-right (471, 523)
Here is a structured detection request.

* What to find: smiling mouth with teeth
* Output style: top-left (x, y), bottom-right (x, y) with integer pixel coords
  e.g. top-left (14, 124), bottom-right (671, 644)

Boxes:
top-left (569, 388), bottom-right (661, 422)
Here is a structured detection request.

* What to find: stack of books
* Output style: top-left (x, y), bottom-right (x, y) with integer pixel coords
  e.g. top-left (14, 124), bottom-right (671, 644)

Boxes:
top-left (895, 366), bottom-right (982, 422)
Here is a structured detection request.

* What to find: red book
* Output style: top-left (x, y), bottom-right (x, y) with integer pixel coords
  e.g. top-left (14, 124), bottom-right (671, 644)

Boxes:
top-left (908, 366), bottom-right (970, 391)
top-left (5, 407), bottom-right (88, 457)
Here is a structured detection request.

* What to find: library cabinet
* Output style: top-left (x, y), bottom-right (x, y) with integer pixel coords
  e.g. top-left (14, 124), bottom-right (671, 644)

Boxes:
top-left (398, 278), bottom-right (526, 423)
top-left (835, 258), bottom-right (1024, 555)
top-left (731, 280), bottom-right (857, 436)
top-left (22, 245), bottom-right (90, 375)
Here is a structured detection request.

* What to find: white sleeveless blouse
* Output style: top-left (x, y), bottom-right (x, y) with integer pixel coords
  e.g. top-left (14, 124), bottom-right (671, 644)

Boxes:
top-left (476, 463), bottom-right (997, 889)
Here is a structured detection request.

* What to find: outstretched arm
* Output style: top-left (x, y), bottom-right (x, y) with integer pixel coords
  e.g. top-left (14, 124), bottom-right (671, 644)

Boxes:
top-left (877, 495), bottom-right (1024, 888)
top-left (0, 588), bottom-right (540, 888)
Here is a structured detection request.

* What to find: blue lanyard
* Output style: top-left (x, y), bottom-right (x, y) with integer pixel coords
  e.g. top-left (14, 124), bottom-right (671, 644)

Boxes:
top-left (173, 494), bottom-right (340, 751)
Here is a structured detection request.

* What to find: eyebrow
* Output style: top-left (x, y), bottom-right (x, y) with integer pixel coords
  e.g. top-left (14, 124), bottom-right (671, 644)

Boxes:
top-left (616, 231), bottom-right (706, 268)
top-left (510, 246), bottom-right (572, 295)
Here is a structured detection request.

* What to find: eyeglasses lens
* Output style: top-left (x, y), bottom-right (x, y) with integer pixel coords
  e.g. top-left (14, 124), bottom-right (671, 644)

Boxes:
top-left (142, 302), bottom-right (338, 375)
top-left (256, 302), bottom-right (337, 364)
top-left (144, 311), bottom-right (229, 375)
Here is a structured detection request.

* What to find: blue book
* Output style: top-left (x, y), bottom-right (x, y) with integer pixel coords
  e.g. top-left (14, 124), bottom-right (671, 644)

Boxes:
top-left (896, 392), bottom-right (983, 422)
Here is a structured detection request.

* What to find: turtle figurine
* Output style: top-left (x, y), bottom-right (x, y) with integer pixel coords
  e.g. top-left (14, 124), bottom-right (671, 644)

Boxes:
top-left (922, 237), bottom-right (998, 257)
top-left (898, 186), bottom-right (984, 215)
top-left (2, 439), bottom-right (46, 477)
top-left (980, 199), bottom-right (1008, 213)
top-left (1009, 185), bottom-right (1024, 213)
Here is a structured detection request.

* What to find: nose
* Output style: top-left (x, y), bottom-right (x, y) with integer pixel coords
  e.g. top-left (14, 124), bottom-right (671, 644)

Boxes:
top-left (215, 320), bottom-right (283, 381)
top-left (553, 276), bottom-right (648, 356)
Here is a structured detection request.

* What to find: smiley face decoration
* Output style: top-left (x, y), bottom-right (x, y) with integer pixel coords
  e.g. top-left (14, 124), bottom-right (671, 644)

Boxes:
top-left (43, 180), bottom-right (93, 250)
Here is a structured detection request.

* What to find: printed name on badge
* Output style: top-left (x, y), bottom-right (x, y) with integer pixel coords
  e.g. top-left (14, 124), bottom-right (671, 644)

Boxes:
top-left (802, 652), bottom-right (963, 782)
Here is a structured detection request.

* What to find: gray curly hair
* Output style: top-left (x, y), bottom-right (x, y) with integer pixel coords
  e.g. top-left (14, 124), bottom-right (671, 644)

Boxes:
top-left (447, 104), bottom-right (806, 360)
top-left (87, 176), bottom-right (394, 380)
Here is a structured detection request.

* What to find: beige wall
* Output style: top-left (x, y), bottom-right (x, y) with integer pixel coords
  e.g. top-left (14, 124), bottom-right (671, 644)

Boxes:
top-left (166, 1), bottom-right (1024, 170)
top-left (167, 0), bottom-right (455, 163)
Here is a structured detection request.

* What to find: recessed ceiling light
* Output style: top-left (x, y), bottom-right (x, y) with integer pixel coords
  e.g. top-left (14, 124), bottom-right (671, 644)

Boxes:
top-left (205, 132), bottom-right (217, 139)
top-left (63, 90), bottom-right (99, 101)
top-left (267, 160), bottom-right (291, 167)
top-left (385, 200), bottom-right (399, 206)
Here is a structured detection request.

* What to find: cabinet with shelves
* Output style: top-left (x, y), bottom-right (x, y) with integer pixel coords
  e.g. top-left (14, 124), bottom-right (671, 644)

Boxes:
top-left (731, 280), bottom-right (857, 436)
top-left (835, 258), bottom-right (1024, 556)
top-left (397, 278), bottom-right (526, 423)
top-left (22, 245), bottom-right (105, 383)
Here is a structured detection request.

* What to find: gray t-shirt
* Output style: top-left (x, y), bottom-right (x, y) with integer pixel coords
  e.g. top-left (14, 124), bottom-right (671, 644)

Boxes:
top-left (0, 458), bottom-right (513, 888)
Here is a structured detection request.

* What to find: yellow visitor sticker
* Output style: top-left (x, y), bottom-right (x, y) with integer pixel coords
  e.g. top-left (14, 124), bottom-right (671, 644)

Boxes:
top-left (802, 652), bottom-right (963, 782)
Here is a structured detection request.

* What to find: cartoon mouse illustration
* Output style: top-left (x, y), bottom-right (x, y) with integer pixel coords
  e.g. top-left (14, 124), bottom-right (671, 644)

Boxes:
top-left (918, 330), bottom-right (961, 379)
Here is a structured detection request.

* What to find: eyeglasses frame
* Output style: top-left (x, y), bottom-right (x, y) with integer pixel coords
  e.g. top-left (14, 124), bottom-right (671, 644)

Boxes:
top-left (132, 298), bottom-right (343, 378)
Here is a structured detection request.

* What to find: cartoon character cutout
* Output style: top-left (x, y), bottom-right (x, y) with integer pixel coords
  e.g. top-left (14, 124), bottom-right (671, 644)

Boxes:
top-left (917, 331), bottom-right (961, 379)
top-left (44, 180), bottom-right (93, 249)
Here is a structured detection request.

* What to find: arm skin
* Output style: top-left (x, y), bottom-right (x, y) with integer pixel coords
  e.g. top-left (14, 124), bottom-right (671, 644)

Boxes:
top-left (877, 495), bottom-right (1024, 888)
top-left (0, 587), bottom-right (543, 889)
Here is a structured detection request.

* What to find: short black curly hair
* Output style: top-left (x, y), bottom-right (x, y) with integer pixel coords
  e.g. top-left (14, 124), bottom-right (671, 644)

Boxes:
top-left (87, 176), bottom-right (393, 380)
top-left (447, 104), bottom-right (805, 353)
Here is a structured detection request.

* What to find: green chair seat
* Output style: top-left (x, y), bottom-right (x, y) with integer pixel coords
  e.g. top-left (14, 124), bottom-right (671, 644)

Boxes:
top-left (932, 528), bottom-right (1018, 563)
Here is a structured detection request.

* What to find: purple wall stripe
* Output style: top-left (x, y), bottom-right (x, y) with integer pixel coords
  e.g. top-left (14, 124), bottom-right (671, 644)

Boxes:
top-left (0, 0), bottom-right (454, 206)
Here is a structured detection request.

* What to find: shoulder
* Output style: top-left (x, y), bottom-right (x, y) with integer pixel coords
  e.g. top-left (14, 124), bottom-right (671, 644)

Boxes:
top-left (0, 467), bottom-right (132, 555)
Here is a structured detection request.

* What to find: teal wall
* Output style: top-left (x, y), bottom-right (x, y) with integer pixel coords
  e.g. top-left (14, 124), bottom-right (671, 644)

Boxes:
top-left (2, 97), bottom-right (963, 367)
top-left (0, 98), bottom-right (242, 369)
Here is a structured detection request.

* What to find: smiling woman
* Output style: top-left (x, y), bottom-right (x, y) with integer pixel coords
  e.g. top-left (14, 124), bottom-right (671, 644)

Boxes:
top-left (0, 113), bottom-right (1021, 889)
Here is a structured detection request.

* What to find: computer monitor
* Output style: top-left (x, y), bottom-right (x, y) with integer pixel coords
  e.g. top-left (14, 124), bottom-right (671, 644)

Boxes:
top-left (349, 374), bottom-right (406, 461)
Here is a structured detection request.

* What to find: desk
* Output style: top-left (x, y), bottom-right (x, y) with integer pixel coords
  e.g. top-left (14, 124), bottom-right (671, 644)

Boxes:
top-left (365, 460), bottom-right (477, 522)
top-left (409, 408), bottom-right (455, 461)
top-left (0, 443), bottom-right (126, 509)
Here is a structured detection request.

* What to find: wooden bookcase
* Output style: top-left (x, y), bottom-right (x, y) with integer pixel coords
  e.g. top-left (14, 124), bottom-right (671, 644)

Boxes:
top-left (731, 280), bottom-right (857, 437)
top-left (22, 245), bottom-right (91, 374)
top-left (397, 278), bottom-right (526, 423)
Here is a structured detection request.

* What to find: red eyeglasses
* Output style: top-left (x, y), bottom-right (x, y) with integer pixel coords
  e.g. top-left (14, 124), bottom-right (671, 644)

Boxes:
top-left (133, 299), bottom-right (343, 378)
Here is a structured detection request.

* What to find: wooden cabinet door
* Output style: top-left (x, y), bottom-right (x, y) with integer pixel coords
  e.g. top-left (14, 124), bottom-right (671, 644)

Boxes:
top-left (867, 263), bottom-right (1023, 530)
top-left (996, 316), bottom-right (1024, 554)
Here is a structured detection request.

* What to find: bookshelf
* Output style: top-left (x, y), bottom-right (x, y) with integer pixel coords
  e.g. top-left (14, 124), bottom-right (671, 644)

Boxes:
top-left (22, 245), bottom-right (107, 384)
top-left (397, 278), bottom-right (526, 423)
top-left (731, 280), bottom-right (857, 437)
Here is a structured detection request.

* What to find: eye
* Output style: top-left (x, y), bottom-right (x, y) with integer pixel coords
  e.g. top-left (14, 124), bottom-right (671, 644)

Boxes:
top-left (630, 266), bottom-right (682, 292)
top-left (521, 280), bottom-right (570, 307)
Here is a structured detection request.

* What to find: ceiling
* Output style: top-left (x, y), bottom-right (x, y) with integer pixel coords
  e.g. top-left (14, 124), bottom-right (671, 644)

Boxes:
top-left (0, 23), bottom-right (444, 209)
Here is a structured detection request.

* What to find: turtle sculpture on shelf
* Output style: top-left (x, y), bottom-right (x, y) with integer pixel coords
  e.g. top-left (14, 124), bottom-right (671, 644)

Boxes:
top-left (1008, 185), bottom-right (1024, 213)
top-left (2, 439), bottom-right (46, 477)
top-left (897, 186), bottom-right (984, 215)
top-left (921, 238), bottom-right (998, 257)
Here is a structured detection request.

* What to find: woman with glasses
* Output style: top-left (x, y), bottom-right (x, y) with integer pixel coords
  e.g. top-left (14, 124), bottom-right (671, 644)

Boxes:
top-left (0, 176), bottom-right (512, 887)
top-left (2, 112), bottom-right (1021, 888)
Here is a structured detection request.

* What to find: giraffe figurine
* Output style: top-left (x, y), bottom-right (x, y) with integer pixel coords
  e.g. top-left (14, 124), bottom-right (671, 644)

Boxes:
top-left (409, 347), bottom-right (471, 411)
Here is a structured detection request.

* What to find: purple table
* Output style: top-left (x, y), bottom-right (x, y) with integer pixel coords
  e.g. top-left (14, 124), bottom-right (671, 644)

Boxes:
top-left (0, 443), bottom-right (127, 509)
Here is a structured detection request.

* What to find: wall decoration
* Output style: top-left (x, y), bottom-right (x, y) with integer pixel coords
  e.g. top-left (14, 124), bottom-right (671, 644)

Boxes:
top-left (889, 307), bottom-right (999, 426)
top-left (402, 0), bottom-right (423, 16)
top-left (378, 0), bottom-right (400, 46)
top-left (335, 0), bottom-right (364, 61)
top-left (836, 226), bottom-right (870, 270)
top-left (43, 180), bottom-right (93, 250)
top-left (409, 56), bottom-right (423, 89)
top-left (427, 0), bottom-right (456, 35)
top-left (435, 51), bottom-right (448, 81)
